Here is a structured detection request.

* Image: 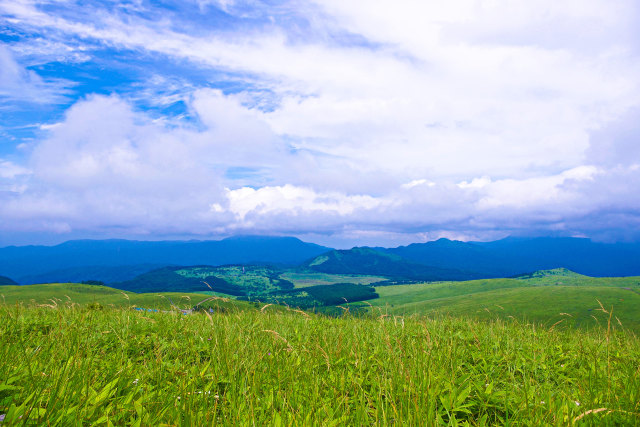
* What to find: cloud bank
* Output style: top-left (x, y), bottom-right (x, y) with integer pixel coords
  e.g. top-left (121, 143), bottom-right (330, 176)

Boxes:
top-left (1, 0), bottom-right (639, 246)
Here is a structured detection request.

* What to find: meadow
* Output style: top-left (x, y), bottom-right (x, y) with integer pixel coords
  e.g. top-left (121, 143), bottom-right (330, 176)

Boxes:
top-left (353, 270), bottom-right (640, 334)
top-left (279, 271), bottom-right (385, 288)
top-left (1, 297), bottom-right (639, 425)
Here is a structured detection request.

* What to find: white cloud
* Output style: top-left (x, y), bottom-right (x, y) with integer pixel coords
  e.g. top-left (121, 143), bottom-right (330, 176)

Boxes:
top-left (474, 166), bottom-right (600, 210)
top-left (0, 159), bottom-right (30, 194)
top-left (1, 0), bottom-right (640, 243)
top-left (0, 43), bottom-right (68, 104)
top-left (226, 184), bottom-right (383, 220)
top-left (458, 177), bottom-right (491, 189)
top-left (402, 179), bottom-right (435, 189)
top-left (0, 91), bottom-right (290, 234)
top-left (0, 160), bottom-right (30, 179)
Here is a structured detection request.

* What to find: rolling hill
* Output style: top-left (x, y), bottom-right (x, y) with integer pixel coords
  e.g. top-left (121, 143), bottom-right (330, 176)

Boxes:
top-left (0, 282), bottom-right (256, 311)
top-left (304, 247), bottom-right (478, 281)
top-left (352, 268), bottom-right (640, 332)
top-left (113, 265), bottom-right (381, 308)
top-left (113, 265), bottom-right (293, 295)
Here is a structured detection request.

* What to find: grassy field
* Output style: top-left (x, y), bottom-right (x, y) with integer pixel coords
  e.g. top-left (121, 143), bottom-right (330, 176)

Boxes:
top-left (0, 303), bottom-right (638, 425)
top-left (350, 271), bottom-right (640, 333)
top-left (278, 271), bottom-right (385, 288)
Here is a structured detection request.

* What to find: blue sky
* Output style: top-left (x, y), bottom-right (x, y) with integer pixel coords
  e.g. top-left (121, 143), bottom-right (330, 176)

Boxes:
top-left (1, 0), bottom-right (640, 248)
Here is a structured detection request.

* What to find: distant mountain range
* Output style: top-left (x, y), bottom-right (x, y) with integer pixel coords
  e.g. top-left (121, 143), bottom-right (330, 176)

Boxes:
top-left (0, 236), bottom-right (330, 284)
top-left (2, 235), bottom-right (640, 285)
top-left (381, 237), bottom-right (640, 278)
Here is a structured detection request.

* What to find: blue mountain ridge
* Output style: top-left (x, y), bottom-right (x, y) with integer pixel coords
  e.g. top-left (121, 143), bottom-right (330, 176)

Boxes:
top-left (0, 236), bottom-right (330, 284)
top-left (2, 236), bottom-right (640, 285)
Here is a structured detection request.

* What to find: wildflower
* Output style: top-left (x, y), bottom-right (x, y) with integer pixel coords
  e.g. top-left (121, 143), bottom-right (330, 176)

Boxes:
top-left (133, 379), bottom-right (139, 385)
top-left (575, 401), bottom-right (581, 406)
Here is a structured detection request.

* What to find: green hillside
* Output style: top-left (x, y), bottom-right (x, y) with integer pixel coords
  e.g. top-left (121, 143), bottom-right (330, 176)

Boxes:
top-left (0, 280), bottom-right (379, 312)
top-left (115, 265), bottom-right (296, 295)
top-left (512, 267), bottom-right (586, 279)
top-left (176, 265), bottom-right (294, 294)
top-left (0, 283), bottom-right (255, 312)
top-left (352, 270), bottom-right (640, 332)
top-left (304, 247), bottom-right (477, 280)
top-left (113, 265), bottom-right (382, 308)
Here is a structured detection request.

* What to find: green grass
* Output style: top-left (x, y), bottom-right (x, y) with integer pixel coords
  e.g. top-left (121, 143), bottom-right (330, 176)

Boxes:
top-left (373, 286), bottom-right (640, 331)
top-left (1, 304), bottom-right (639, 425)
top-left (279, 271), bottom-right (385, 288)
top-left (511, 268), bottom-right (640, 288)
top-left (350, 273), bottom-right (640, 333)
top-left (0, 283), bottom-right (254, 312)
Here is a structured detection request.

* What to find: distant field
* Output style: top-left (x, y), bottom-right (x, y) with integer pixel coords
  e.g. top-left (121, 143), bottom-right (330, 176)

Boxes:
top-left (279, 271), bottom-right (385, 288)
top-left (351, 271), bottom-right (640, 333)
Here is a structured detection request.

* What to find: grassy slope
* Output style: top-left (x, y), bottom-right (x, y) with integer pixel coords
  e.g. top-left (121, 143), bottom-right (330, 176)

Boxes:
top-left (356, 272), bottom-right (640, 332)
top-left (381, 286), bottom-right (640, 330)
top-left (279, 271), bottom-right (386, 288)
top-left (0, 283), bottom-right (254, 311)
top-left (0, 306), bottom-right (638, 425)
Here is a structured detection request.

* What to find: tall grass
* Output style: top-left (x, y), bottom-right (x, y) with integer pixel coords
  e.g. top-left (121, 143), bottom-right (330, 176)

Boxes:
top-left (0, 302), bottom-right (638, 425)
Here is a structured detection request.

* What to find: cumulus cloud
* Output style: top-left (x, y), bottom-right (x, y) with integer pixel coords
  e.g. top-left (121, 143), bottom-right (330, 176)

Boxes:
top-left (0, 0), bottom-right (640, 245)
top-left (226, 185), bottom-right (383, 220)
top-left (0, 91), bottom-right (289, 235)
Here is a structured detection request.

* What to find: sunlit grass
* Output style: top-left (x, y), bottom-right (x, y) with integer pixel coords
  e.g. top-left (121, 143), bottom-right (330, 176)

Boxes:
top-left (1, 301), bottom-right (639, 425)
top-left (363, 278), bottom-right (640, 333)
